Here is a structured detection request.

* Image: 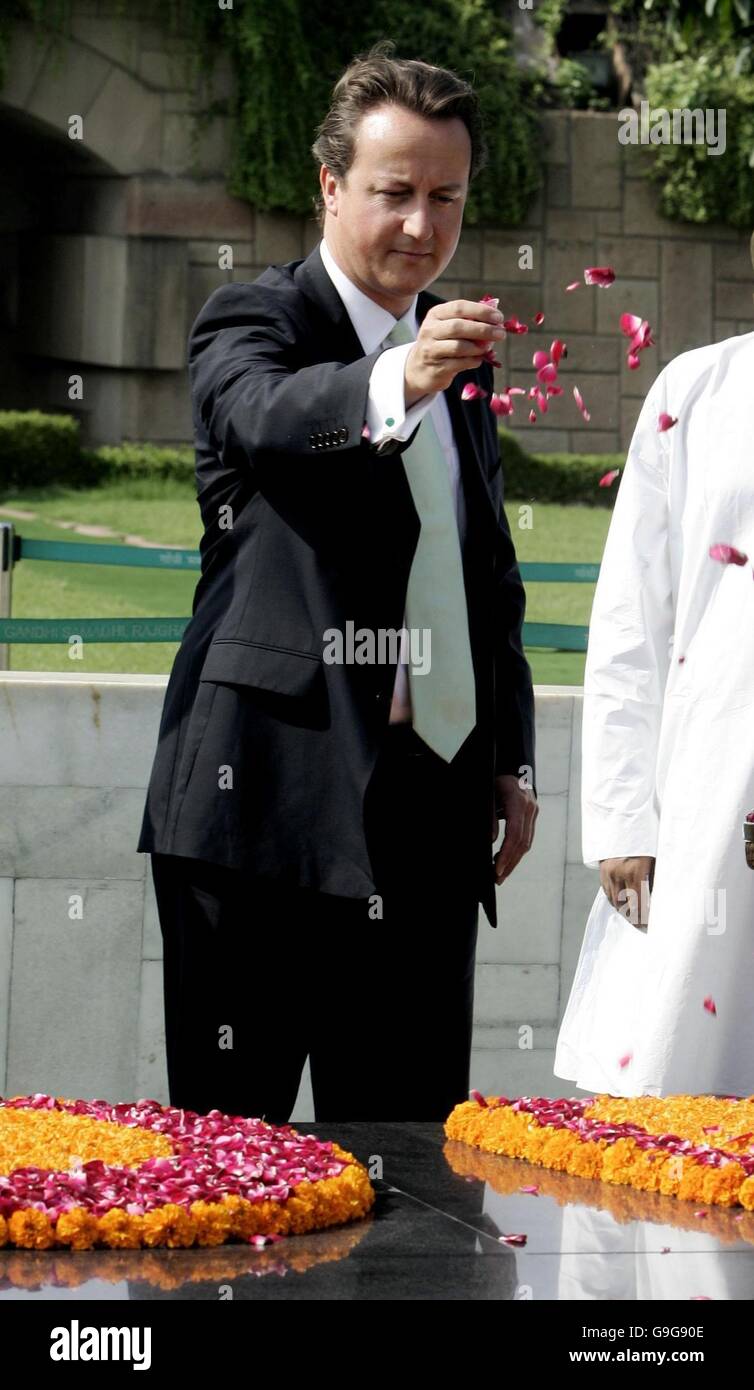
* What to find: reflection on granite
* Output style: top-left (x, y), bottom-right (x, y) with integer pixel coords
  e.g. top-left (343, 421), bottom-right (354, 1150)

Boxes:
top-left (1, 1122), bottom-right (753, 1300)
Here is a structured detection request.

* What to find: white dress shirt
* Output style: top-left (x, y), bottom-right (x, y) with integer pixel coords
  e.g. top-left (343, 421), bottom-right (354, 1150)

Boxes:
top-left (318, 236), bottom-right (468, 721)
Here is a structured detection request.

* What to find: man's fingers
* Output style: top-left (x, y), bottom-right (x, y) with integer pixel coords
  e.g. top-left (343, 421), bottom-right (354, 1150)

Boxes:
top-left (604, 870), bottom-right (652, 924)
top-left (493, 799), bottom-right (538, 881)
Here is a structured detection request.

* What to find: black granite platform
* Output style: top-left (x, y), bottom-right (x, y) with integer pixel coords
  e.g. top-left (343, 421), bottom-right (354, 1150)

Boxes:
top-left (2, 1121), bottom-right (753, 1301)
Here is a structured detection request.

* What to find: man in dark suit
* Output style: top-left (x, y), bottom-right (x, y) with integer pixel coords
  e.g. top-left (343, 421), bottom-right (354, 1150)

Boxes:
top-left (137, 48), bottom-right (538, 1123)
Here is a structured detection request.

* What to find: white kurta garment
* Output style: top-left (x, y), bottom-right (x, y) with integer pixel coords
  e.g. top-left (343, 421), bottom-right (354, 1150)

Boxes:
top-left (554, 331), bottom-right (754, 1099)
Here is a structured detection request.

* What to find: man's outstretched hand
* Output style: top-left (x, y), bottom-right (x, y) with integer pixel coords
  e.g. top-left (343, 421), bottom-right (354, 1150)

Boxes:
top-left (492, 774), bottom-right (538, 885)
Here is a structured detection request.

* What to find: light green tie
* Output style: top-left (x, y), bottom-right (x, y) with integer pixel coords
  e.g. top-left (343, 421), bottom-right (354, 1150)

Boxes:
top-left (385, 317), bottom-right (476, 761)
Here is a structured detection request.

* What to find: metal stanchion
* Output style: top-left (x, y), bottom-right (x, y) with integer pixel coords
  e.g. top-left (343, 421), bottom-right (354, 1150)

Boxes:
top-left (0, 521), bottom-right (13, 671)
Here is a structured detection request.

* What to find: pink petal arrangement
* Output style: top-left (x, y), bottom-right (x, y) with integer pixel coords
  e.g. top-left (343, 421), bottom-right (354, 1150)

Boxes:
top-left (0, 1093), bottom-right (365, 1232)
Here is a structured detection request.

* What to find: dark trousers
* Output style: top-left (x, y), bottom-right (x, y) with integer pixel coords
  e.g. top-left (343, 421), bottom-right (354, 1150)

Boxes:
top-left (150, 723), bottom-right (481, 1123)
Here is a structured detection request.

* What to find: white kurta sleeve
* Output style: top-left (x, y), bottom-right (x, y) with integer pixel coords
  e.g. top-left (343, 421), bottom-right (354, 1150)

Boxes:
top-left (581, 367), bottom-right (675, 869)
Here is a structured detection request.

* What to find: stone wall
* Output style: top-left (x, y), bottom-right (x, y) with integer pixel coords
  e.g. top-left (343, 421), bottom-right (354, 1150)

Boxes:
top-left (1, 8), bottom-right (752, 451)
top-left (0, 672), bottom-right (592, 1115)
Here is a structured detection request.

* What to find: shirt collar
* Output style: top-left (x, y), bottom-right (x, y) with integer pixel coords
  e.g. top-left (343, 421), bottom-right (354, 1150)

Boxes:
top-left (318, 236), bottom-right (417, 353)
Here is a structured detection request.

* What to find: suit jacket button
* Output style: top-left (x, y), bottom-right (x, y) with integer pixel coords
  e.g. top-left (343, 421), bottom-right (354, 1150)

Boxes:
top-left (338, 427), bottom-right (348, 443)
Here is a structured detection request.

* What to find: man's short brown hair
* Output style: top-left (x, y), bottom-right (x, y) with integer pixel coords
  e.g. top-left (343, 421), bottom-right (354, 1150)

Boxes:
top-left (311, 38), bottom-right (488, 231)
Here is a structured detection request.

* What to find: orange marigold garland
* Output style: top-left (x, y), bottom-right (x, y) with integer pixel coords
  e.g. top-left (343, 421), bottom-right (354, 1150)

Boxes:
top-left (0, 1094), bottom-right (375, 1250)
top-left (445, 1093), bottom-right (754, 1211)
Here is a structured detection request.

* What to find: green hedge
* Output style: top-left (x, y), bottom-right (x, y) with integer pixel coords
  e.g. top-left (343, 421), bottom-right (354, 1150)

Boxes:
top-left (0, 410), bottom-right (83, 489)
top-left (500, 430), bottom-right (624, 506)
top-left (0, 410), bottom-right (623, 506)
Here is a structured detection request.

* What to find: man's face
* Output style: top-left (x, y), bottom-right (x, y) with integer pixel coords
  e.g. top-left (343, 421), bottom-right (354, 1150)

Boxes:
top-left (320, 102), bottom-right (470, 315)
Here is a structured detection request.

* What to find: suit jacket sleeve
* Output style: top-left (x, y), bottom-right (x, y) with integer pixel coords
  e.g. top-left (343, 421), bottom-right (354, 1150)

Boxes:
top-left (188, 281), bottom-right (420, 465)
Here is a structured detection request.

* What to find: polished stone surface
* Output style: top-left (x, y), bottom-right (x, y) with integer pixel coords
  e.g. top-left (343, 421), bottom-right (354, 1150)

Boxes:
top-left (1, 1121), bottom-right (753, 1301)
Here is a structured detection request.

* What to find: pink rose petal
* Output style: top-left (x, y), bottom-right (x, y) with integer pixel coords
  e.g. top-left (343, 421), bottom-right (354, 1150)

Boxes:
top-left (584, 266), bottom-right (616, 287)
top-left (703, 996), bottom-right (717, 1016)
top-left (573, 385), bottom-right (591, 422)
top-left (461, 382), bottom-right (489, 402)
top-left (620, 312), bottom-right (644, 338)
top-left (709, 543), bottom-right (748, 566)
top-left (536, 362), bottom-right (558, 385)
top-left (657, 412), bottom-right (678, 432)
top-left (599, 469), bottom-right (620, 488)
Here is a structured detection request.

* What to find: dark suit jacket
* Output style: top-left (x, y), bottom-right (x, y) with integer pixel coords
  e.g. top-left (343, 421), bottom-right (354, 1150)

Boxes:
top-left (136, 242), bottom-right (536, 928)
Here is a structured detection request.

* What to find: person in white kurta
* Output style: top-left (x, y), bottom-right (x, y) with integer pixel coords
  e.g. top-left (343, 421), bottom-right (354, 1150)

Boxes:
top-left (554, 329), bottom-right (754, 1099)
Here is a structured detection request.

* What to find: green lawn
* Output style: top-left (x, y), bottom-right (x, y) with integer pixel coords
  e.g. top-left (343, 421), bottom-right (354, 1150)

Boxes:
top-left (0, 481), bottom-right (612, 684)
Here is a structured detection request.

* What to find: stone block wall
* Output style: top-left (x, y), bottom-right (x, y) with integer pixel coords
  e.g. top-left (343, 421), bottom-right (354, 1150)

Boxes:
top-left (1, 11), bottom-right (752, 451)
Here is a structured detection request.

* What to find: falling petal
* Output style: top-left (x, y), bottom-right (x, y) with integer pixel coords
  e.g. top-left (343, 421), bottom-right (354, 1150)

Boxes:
top-left (584, 266), bottom-right (616, 287)
top-left (519, 1185), bottom-right (540, 1195)
top-left (528, 408), bottom-right (537, 423)
top-left (550, 339), bottom-right (566, 364)
top-left (630, 320), bottom-right (654, 351)
top-left (546, 384), bottom-right (564, 396)
top-left (703, 996), bottom-right (717, 1015)
top-left (627, 350), bottom-right (641, 370)
top-left (573, 385), bottom-right (591, 422)
top-left (657, 412), bottom-right (678, 432)
top-left (499, 1233), bottom-right (528, 1246)
top-left (599, 469), bottom-right (620, 487)
top-left (482, 347), bottom-right (502, 368)
top-left (536, 362), bottom-right (558, 385)
top-left (619, 1052), bottom-right (633, 1069)
top-left (709, 543), bottom-right (748, 565)
top-left (461, 382), bottom-right (489, 402)
top-left (536, 389), bottom-right (549, 414)
top-left (503, 316), bottom-right (528, 334)
top-left (508, 386), bottom-right (527, 396)
top-left (532, 349), bottom-right (550, 370)
top-left (620, 312), bottom-right (644, 337)
top-left (534, 311), bottom-right (545, 325)
top-left (361, 424), bottom-right (371, 440)
top-left (565, 280), bottom-right (580, 292)
top-left (528, 385), bottom-right (539, 399)
top-left (479, 294), bottom-right (500, 308)
top-left (489, 392), bottom-right (513, 416)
